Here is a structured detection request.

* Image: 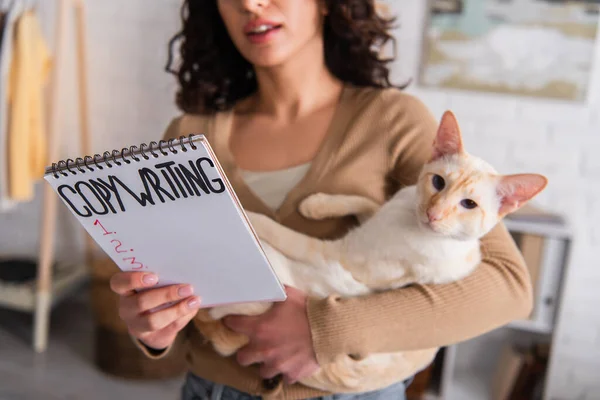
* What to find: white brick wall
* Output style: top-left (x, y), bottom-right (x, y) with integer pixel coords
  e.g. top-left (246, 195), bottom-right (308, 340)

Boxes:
top-left (391, 1), bottom-right (600, 398)
top-left (0, 0), bottom-right (597, 398)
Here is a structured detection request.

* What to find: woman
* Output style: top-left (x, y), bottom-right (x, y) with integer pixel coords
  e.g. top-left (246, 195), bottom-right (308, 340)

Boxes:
top-left (109, 0), bottom-right (533, 399)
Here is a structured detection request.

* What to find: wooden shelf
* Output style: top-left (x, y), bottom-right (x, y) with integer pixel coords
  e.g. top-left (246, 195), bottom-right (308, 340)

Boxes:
top-left (507, 319), bottom-right (552, 335)
top-left (0, 262), bottom-right (89, 312)
top-left (503, 218), bottom-right (572, 239)
top-left (422, 391), bottom-right (442, 400)
top-left (450, 367), bottom-right (490, 400)
top-left (432, 214), bottom-right (573, 400)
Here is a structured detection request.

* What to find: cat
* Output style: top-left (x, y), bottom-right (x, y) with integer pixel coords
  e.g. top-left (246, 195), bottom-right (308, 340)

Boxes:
top-left (192, 110), bottom-right (548, 394)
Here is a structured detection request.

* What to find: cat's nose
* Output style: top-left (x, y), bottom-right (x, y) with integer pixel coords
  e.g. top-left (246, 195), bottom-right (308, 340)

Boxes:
top-left (427, 210), bottom-right (441, 222)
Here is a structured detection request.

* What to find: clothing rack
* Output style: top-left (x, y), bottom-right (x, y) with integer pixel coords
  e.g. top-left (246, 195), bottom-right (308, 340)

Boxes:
top-left (0, 0), bottom-right (91, 353)
top-left (35, 0), bottom-right (91, 353)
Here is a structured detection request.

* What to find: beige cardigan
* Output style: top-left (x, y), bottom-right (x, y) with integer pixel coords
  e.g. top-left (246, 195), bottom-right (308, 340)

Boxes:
top-left (136, 85), bottom-right (532, 399)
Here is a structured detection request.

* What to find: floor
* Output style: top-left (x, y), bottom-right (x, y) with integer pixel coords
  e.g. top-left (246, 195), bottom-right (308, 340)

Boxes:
top-left (0, 285), bottom-right (184, 400)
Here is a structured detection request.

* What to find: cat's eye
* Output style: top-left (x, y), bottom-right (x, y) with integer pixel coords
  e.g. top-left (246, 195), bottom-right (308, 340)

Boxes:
top-left (432, 175), bottom-right (445, 191)
top-left (461, 199), bottom-right (478, 209)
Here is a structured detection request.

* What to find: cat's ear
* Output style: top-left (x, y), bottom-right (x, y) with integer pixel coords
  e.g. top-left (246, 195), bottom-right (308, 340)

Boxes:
top-left (497, 174), bottom-right (548, 216)
top-left (431, 111), bottom-right (464, 161)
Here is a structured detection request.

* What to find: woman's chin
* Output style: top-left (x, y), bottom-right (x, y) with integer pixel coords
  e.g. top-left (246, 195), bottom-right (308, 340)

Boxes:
top-left (250, 58), bottom-right (289, 69)
top-left (240, 47), bottom-right (292, 69)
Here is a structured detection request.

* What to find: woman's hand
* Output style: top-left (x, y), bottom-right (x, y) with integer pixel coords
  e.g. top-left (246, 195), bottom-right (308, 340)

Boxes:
top-left (109, 271), bottom-right (202, 351)
top-left (223, 286), bottom-right (319, 384)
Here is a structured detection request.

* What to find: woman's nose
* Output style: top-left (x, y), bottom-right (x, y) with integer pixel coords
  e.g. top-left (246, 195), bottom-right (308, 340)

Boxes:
top-left (240, 0), bottom-right (270, 14)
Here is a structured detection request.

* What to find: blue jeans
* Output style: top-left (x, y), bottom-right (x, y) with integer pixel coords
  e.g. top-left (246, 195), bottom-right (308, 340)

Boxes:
top-left (181, 372), bottom-right (409, 400)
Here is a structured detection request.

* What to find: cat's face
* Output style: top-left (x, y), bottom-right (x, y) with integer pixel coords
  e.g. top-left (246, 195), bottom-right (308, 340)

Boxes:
top-left (417, 152), bottom-right (503, 240)
top-left (415, 111), bottom-right (548, 241)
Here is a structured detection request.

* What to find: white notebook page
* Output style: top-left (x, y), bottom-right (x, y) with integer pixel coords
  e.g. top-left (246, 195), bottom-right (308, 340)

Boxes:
top-left (44, 135), bottom-right (286, 307)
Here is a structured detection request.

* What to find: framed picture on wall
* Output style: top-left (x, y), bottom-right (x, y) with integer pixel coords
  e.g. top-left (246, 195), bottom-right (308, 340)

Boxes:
top-left (418, 0), bottom-right (600, 102)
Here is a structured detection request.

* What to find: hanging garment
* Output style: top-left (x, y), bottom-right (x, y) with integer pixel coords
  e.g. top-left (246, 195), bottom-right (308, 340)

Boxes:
top-left (6, 8), bottom-right (51, 201)
top-left (0, 12), bottom-right (6, 52)
top-left (0, 2), bottom-right (17, 211)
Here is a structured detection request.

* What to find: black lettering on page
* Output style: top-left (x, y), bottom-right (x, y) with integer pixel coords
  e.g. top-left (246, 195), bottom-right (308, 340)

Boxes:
top-left (75, 181), bottom-right (109, 215)
top-left (139, 168), bottom-right (175, 203)
top-left (196, 157), bottom-right (226, 194)
top-left (55, 154), bottom-right (229, 218)
top-left (89, 180), bottom-right (117, 214)
top-left (159, 170), bottom-right (180, 199)
top-left (109, 175), bottom-right (155, 207)
top-left (180, 161), bottom-right (210, 195)
top-left (155, 162), bottom-right (185, 198)
top-left (174, 166), bottom-right (193, 198)
top-left (96, 177), bottom-right (126, 212)
top-left (58, 185), bottom-right (92, 217)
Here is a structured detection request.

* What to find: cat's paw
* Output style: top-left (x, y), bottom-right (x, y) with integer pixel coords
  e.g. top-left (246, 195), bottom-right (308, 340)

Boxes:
top-left (299, 193), bottom-right (337, 220)
top-left (209, 302), bottom-right (271, 320)
top-left (212, 333), bottom-right (249, 357)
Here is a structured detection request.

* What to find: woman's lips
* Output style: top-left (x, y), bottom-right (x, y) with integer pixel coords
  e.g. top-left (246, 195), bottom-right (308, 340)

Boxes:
top-left (244, 19), bottom-right (283, 44)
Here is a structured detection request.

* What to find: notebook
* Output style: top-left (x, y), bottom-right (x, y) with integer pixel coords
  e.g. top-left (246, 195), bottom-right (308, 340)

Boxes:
top-left (43, 134), bottom-right (287, 307)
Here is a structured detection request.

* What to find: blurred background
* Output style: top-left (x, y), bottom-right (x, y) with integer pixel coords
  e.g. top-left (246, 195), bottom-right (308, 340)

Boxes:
top-left (0, 0), bottom-right (598, 399)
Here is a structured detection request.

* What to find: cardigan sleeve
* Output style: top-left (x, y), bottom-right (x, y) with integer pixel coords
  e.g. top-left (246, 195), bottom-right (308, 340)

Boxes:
top-left (306, 93), bottom-right (533, 365)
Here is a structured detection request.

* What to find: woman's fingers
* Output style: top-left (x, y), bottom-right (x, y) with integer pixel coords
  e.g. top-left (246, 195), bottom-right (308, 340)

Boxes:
top-left (134, 310), bottom-right (199, 351)
top-left (120, 283), bottom-right (196, 318)
top-left (110, 271), bottom-right (158, 295)
top-left (128, 293), bottom-right (202, 333)
top-left (109, 270), bottom-right (201, 350)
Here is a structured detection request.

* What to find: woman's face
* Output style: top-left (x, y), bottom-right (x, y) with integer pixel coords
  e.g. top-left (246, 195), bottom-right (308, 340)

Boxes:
top-left (217, 0), bottom-right (326, 68)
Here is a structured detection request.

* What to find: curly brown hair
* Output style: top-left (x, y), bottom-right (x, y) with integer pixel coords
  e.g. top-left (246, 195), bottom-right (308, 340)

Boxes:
top-left (166, 0), bottom-right (403, 114)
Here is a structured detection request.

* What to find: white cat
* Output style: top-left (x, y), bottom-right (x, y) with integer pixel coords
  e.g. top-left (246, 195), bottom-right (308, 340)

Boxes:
top-left (194, 110), bottom-right (548, 393)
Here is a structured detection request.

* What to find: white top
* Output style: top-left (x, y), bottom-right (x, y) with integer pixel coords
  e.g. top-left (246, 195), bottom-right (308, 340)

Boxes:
top-left (240, 163), bottom-right (311, 210)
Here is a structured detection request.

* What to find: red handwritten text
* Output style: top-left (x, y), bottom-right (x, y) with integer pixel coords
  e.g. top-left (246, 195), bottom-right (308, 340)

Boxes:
top-left (94, 219), bottom-right (147, 270)
top-left (93, 219), bottom-right (115, 236)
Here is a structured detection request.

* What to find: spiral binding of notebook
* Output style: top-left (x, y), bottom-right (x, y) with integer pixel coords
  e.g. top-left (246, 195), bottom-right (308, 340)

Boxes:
top-left (44, 134), bottom-right (202, 178)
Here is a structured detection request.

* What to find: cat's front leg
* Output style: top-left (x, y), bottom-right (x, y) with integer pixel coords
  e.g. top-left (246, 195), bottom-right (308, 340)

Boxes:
top-left (299, 193), bottom-right (380, 223)
top-left (208, 301), bottom-right (272, 320)
top-left (246, 211), bottom-right (334, 263)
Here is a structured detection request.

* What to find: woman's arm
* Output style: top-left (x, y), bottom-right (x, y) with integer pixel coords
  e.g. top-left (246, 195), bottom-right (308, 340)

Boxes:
top-left (305, 95), bottom-right (533, 366)
top-left (132, 325), bottom-right (190, 359)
